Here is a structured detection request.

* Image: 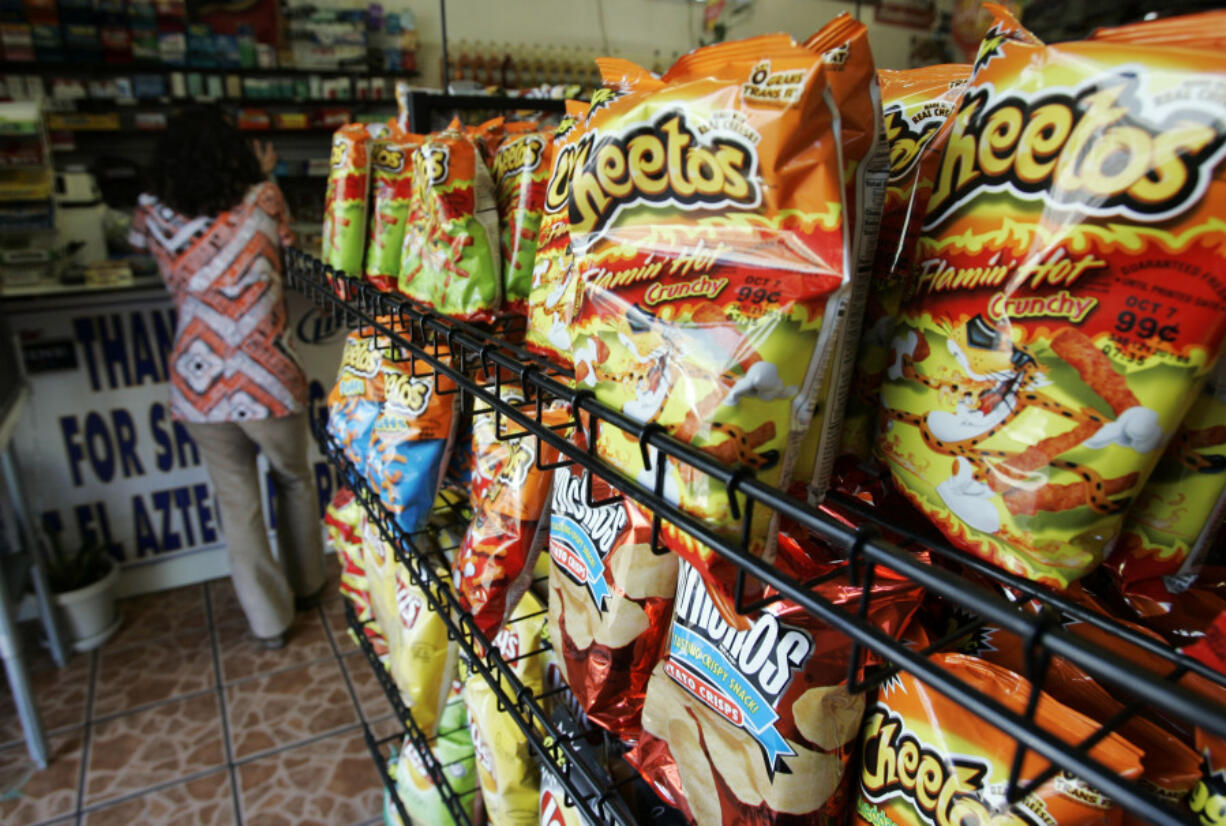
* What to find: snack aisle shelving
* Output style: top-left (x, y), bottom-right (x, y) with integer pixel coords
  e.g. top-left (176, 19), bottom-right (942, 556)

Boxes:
top-left (287, 246), bottom-right (1226, 826)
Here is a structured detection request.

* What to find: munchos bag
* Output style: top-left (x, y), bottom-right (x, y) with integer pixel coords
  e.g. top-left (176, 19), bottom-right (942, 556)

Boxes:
top-left (327, 328), bottom-right (386, 479)
top-left (628, 552), bottom-right (923, 826)
top-left (878, 5), bottom-right (1226, 587)
top-left (841, 64), bottom-right (969, 459)
top-left (399, 120), bottom-right (503, 321)
top-left (1110, 357), bottom-right (1226, 592)
top-left (365, 130), bottom-right (425, 291)
top-left (854, 654), bottom-right (1144, 826)
top-left (453, 385), bottom-right (569, 637)
top-left (524, 102), bottom-right (589, 367)
top-left (366, 349), bottom-right (459, 535)
top-left (568, 38), bottom-right (850, 608)
top-left (547, 461), bottom-right (676, 739)
top-left (323, 122), bottom-right (382, 276)
top-left (492, 125), bottom-right (552, 315)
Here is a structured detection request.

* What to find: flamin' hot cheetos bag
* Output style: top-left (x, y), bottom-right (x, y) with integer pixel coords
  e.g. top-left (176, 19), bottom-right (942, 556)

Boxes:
top-left (878, 4), bottom-right (1226, 588)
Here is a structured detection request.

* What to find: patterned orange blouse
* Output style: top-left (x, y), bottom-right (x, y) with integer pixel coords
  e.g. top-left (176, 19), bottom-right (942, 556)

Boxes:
top-left (130, 181), bottom-right (308, 423)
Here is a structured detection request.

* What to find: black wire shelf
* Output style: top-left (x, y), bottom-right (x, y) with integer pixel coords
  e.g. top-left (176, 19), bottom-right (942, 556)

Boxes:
top-left (288, 246), bottom-right (1225, 826)
top-left (318, 423), bottom-right (637, 826)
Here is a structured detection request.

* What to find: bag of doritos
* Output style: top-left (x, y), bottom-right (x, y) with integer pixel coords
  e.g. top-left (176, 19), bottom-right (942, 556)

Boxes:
top-left (1110, 353), bottom-right (1226, 593)
top-left (878, 4), bottom-right (1226, 588)
top-left (547, 460), bottom-right (676, 740)
top-left (453, 385), bottom-right (569, 637)
top-left (628, 546), bottom-right (923, 826)
top-left (840, 63), bottom-right (969, 460)
top-left (327, 328), bottom-right (386, 479)
top-left (853, 653), bottom-right (1144, 826)
top-left (322, 122), bottom-right (384, 276)
top-left (524, 101), bottom-right (589, 367)
top-left (567, 39), bottom-right (851, 611)
top-left (366, 348), bottom-right (458, 535)
top-left (463, 592), bottom-right (548, 826)
top-left (492, 124), bottom-right (552, 315)
top-left (365, 129), bottom-right (425, 292)
top-left (399, 120), bottom-right (503, 321)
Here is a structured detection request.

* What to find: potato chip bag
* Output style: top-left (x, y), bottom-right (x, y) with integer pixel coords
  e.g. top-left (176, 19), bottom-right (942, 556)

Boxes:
top-left (567, 37), bottom-right (850, 609)
top-left (327, 497), bottom-right (389, 657)
top-left (389, 681), bottom-right (477, 826)
top-left (399, 120), bottom-right (503, 321)
top-left (1186, 618), bottom-right (1226, 826)
top-left (492, 125), bottom-right (552, 315)
top-left (628, 551), bottom-right (923, 826)
top-left (365, 129), bottom-right (425, 292)
top-left (469, 116), bottom-right (507, 168)
top-left (366, 349), bottom-right (459, 535)
top-left (792, 15), bottom-right (890, 491)
top-left (327, 328), bottom-right (386, 479)
top-left (547, 460), bottom-right (676, 739)
top-left (322, 122), bottom-right (383, 276)
top-left (840, 63), bottom-right (969, 460)
top-left (1109, 357), bottom-right (1226, 592)
top-left (853, 653), bottom-right (1144, 826)
top-left (453, 385), bottom-right (570, 637)
top-left (524, 101), bottom-right (590, 367)
top-left (463, 592), bottom-right (547, 826)
top-left (538, 702), bottom-right (635, 826)
top-left (878, 5), bottom-right (1226, 587)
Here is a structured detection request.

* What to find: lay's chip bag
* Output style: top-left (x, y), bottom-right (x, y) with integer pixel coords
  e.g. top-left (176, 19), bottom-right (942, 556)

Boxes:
top-left (323, 122), bottom-right (384, 276)
top-left (524, 101), bottom-right (590, 367)
top-left (365, 129), bottom-right (425, 292)
top-left (878, 5), bottom-right (1226, 588)
top-left (399, 120), bottom-right (503, 321)
top-left (463, 591), bottom-right (547, 826)
top-left (492, 124), bottom-right (553, 315)
top-left (567, 39), bottom-right (851, 610)
top-left (853, 654), bottom-right (1144, 826)
top-left (366, 348), bottom-right (458, 535)
top-left (387, 683), bottom-right (478, 826)
top-left (841, 63), bottom-right (970, 459)
top-left (453, 385), bottom-right (569, 637)
top-left (327, 328), bottom-right (386, 479)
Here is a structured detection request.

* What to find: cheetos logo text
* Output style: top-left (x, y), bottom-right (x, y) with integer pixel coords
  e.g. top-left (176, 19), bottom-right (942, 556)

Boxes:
top-left (925, 74), bottom-right (1226, 228)
top-left (417, 145), bottom-right (450, 187)
top-left (565, 109), bottom-right (761, 249)
top-left (492, 134), bottom-right (545, 181)
top-left (372, 145), bottom-right (407, 173)
top-left (883, 105), bottom-right (946, 183)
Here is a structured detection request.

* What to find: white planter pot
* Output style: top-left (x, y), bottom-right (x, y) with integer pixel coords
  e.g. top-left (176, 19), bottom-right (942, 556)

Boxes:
top-left (52, 558), bottom-right (122, 652)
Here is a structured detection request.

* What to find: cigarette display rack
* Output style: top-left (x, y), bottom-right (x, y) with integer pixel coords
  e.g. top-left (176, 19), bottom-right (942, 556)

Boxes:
top-left (288, 246), bottom-right (1226, 826)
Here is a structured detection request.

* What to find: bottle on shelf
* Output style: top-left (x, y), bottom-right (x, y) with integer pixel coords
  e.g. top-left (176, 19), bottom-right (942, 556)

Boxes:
top-left (651, 48), bottom-right (664, 76)
top-left (500, 43), bottom-right (517, 89)
top-left (471, 40), bottom-right (488, 86)
top-left (455, 39), bottom-right (472, 83)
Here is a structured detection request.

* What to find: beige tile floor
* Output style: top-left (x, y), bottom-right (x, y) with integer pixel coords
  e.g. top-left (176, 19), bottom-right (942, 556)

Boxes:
top-left (0, 557), bottom-right (393, 826)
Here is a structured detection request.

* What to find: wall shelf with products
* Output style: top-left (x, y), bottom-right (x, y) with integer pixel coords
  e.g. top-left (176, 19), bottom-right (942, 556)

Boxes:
top-left (288, 247), bottom-right (1226, 826)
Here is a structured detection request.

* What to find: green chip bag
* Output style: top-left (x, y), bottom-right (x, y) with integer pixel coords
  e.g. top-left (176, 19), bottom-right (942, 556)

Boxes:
top-left (388, 682), bottom-right (478, 826)
top-left (399, 119), bottom-right (502, 321)
top-left (322, 122), bottom-right (383, 276)
top-left (365, 129), bottom-right (424, 292)
top-left (492, 124), bottom-right (552, 315)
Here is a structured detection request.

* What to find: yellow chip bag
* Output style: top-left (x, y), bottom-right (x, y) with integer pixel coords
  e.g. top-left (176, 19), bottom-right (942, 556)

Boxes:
top-left (878, 5), bottom-right (1226, 587)
top-left (463, 591), bottom-right (547, 826)
top-left (568, 38), bottom-right (851, 608)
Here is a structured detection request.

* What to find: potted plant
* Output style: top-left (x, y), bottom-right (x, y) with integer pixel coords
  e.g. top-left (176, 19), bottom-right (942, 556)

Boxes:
top-left (45, 532), bottom-right (122, 652)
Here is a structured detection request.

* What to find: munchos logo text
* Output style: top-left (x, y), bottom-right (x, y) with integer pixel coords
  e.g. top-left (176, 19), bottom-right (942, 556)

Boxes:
top-left (924, 73), bottom-right (1226, 228)
top-left (563, 109), bottom-right (762, 250)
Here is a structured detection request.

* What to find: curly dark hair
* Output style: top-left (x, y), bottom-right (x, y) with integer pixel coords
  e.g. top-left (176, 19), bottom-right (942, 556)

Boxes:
top-left (150, 106), bottom-right (264, 217)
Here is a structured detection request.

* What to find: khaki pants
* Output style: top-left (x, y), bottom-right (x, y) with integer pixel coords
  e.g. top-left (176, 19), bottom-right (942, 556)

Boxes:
top-left (186, 413), bottom-right (325, 637)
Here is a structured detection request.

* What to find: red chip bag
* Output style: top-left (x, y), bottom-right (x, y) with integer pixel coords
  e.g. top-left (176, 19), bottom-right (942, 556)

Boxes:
top-left (547, 460), bottom-right (676, 740)
top-left (453, 386), bottom-right (570, 637)
top-left (628, 546), bottom-right (924, 825)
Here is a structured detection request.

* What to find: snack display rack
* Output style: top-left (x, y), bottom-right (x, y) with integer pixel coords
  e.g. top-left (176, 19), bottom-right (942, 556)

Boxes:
top-left (288, 246), bottom-right (1226, 826)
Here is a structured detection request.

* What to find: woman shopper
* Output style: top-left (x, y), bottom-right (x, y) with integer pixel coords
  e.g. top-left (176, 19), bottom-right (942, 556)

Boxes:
top-left (130, 106), bottom-right (324, 648)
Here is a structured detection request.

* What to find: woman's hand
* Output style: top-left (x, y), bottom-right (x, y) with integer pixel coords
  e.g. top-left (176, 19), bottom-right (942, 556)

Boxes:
top-left (253, 139), bottom-right (278, 176)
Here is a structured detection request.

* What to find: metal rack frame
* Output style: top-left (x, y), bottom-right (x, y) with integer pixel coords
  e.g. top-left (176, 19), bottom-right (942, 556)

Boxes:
top-left (289, 247), bottom-right (1226, 826)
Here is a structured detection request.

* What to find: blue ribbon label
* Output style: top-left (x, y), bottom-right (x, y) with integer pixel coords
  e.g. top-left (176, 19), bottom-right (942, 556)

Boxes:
top-left (668, 561), bottom-right (813, 775)
top-left (548, 471), bottom-right (628, 612)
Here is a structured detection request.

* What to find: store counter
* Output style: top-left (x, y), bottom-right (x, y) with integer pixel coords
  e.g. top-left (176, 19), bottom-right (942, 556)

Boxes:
top-left (2, 274), bottom-right (347, 597)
